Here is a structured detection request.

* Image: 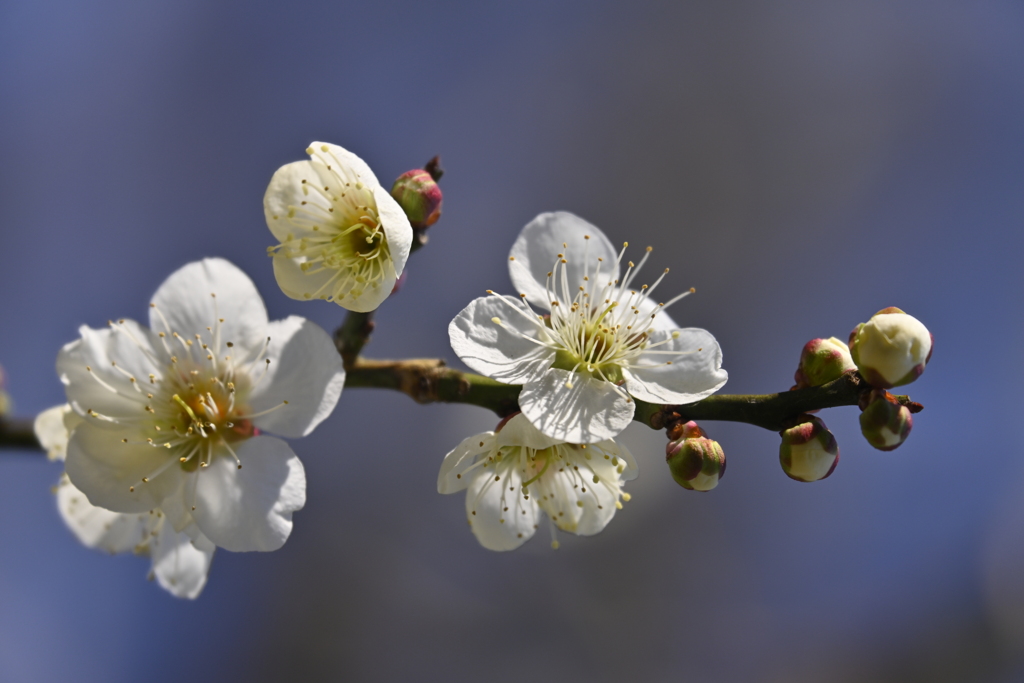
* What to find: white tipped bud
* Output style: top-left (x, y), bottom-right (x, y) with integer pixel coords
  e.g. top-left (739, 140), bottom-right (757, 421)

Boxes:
top-left (794, 337), bottom-right (857, 388)
top-left (849, 307), bottom-right (932, 388)
top-left (858, 389), bottom-right (913, 451)
top-left (779, 416), bottom-right (839, 483)
top-left (666, 421), bottom-right (726, 492)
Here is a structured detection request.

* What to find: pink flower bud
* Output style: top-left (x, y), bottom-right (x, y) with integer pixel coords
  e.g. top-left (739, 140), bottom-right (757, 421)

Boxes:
top-left (858, 389), bottom-right (913, 451)
top-left (794, 337), bottom-right (857, 388)
top-left (779, 416), bottom-right (839, 482)
top-left (391, 168), bottom-right (442, 229)
top-left (849, 307), bottom-right (932, 388)
top-left (666, 421), bottom-right (726, 492)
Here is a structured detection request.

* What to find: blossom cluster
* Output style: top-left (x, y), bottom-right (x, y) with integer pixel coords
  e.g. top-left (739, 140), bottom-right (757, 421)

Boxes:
top-left (28, 140), bottom-right (930, 597)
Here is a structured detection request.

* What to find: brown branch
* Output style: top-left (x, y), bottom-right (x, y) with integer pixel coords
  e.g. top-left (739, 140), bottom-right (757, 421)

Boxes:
top-left (342, 361), bottom-right (917, 434)
top-left (0, 417), bottom-right (42, 451)
top-left (334, 311), bottom-right (376, 371)
top-left (0, 363), bottom-right (919, 454)
top-left (344, 359), bottom-right (522, 417)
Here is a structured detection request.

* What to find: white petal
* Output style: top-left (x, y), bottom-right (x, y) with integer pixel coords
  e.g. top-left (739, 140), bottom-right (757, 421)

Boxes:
top-left (603, 439), bottom-right (639, 482)
top-left (508, 212), bottom-right (620, 309)
top-left (438, 432), bottom-right (495, 494)
top-left (263, 160), bottom-right (322, 242)
top-left (624, 328), bottom-right (728, 404)
top-left (271, 251), bottom-right (343, 302)
top-left (65, 423), bottom-right (182, 513)
top-left (635, 296), bottom-right (678, 332)
top-left (465, 466), bottom-right (538, 551)
top-left (35, 405), bottom-right (80, 461)
top-left (449, 296), bottom-right (555, 383)
top-left (149, 521), bottom-right (215, 600)
top-left (495, 413), bottom-right (562, 450)
top-left (574, 455), bottom-right (627, 536)
top-left (56, 474), bottom-right (151, 553)
top-left (308, 141), bottom-right (380, 186)
top-left (149, 258), bottom-right (269, 357)
top-left (272, 249), bottom-right (399, 313)
top-left (191, 436), bottom-right (305, 552)
top-left (519, 370), bottom-right (634, 443)
top-left (57, 322), bottom-right (166, 426)
top-left (541, 463), bottom-right (615, 536)
top-left (247, 316), bottom-right (345, 438)
top-left (372, 183), bottom-right (413, 280)
top-left (536, 464), bottom-right (585, 532)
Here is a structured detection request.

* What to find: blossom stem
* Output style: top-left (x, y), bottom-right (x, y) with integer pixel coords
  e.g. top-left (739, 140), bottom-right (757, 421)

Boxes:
top-left (0, 367), bottom-right (920, 453)
top-left (0, 417), bottom-right (42, 451)
top-left (334, 311), bottom-right (376, 370)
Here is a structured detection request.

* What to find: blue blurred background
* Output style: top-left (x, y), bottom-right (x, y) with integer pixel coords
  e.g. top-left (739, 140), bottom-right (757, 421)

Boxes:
top-left (1, 1), bottom-right (1023, 681)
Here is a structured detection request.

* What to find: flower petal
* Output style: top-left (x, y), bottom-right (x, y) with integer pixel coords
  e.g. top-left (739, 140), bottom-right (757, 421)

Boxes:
top-left (271, 251), bottom-right (341, 302)
top-left (246, 316), bottom-right (345, 438)
top-left (263, 160), bottom-right (321, 243)
top-left (624, 328), bottom-right (728, 404)
top-left (495, 413), bottom-right (562, 450)
top-left (635, 296), bottom-right (678, 332)
top-left (149, 258), bottom-right (269, 358)
top-left (149, 523), bottom-right (215, 600)
top-left (190, 436), bottom-right (305, 552)
top-left (518, 369), bottom-right (635, 443)
top-left (65, 423), bottom-right (183, 513)
top-left (34, 405), bottom-right (81, 461)
top-left (465, 466), bottom-right (538, 551)
top-left (604, 439), bottom-right (639, 482)
top-left (308, 141), bottom-right (380, 187)
top-left (56, 474), bottom-right (151, 553)
top-left (57, 322), bottom-right (166, 426)
top-left (509, 212), bottom-right (620, 309)
top-left (574, 455), bottom-right (627, 536)
top-left (372, 183), bottom-right (413, 281)
top-left (449, 296), bottom-right (555, 384)
top-left (438, 432), bottom-right (495, 494)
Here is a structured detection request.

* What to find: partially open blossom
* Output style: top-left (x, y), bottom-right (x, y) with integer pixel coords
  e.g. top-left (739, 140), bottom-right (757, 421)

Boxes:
top-left (59, 258), bottom-right (345, 553)
top-left (849, 307), bottom-right (932, 388)
top-left (35, 404), bottom-right (214, 599)
top-left (779, 416), bottom-right (839, 482)
top-left (391, 168), bottom-right (442, 229)
top-left (665, 421), bottom-right (726, 492)
top-left (265, 142), bottom-right (413, 312)
top-left (449, 211), bottom-right (727, 443)
top-left (858, 389), bottom-right (913, 451)
top-left (794, 337), bottom-right (856, 388)
top-left (437, 413), bottom-right (637, 551)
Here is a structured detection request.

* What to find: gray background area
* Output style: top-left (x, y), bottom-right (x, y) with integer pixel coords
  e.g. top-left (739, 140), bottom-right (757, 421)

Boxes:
top-left (2, 1), bottom-right (1023, 681)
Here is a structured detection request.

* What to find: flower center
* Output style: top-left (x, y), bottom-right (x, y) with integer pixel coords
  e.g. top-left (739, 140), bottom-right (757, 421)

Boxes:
top-left (488, 238), bottom-right (694, 395)
top-left (84, 310), bottom-right (289, 500)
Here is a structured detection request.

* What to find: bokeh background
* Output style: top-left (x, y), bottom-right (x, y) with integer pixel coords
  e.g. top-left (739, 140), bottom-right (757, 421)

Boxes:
top-left (1, 1), bottom-right (1022, 681)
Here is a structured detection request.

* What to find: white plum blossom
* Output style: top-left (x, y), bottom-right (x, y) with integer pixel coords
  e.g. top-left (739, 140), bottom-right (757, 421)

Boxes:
top-left (265, 142), bottom-right (413, 312)
top-left (35, 405), bottom-right (214, 599)
top-left (59, 258), bottom-right (345, 553)
top-left (449, 212), bottom-right (728, 443)
top-left (438, 413), bottom-right (637, 551)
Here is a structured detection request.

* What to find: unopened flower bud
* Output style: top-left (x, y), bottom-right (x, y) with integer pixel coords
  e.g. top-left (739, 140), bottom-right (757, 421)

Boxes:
top-left (666, 421), bottom-right (726, 492)
top-left (858, 389), bottom-right (913, 451)
top-left (391, 168), bottom-right (442, 229)
top-left (779, 416), bottom-right (839, 482)
top-left (794, 337), bottom-right (856, 388)
top-left (849, 307), bottom-right (932, 388)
